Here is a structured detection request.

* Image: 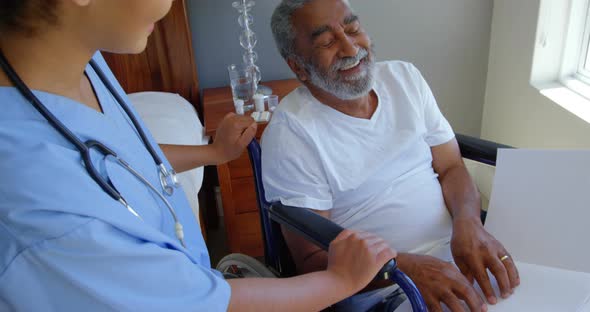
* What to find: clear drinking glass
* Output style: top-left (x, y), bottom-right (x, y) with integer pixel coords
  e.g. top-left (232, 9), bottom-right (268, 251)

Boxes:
top-left (267, 95), bottom-right (279, 112)
top-left (228, 64), bottom-right (257, 111)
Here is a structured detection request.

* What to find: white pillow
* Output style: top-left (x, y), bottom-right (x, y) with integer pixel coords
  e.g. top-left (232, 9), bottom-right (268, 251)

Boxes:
top-left (128, 92), bottom-right (208, 227)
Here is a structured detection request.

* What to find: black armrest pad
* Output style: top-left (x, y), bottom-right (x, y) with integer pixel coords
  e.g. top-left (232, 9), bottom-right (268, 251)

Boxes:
top-left (456, 133), bottom-right (512, 166)
top-left (269, 202), bottom-right (343, 250)
top-left (269, 202), bottom-right (398, 280)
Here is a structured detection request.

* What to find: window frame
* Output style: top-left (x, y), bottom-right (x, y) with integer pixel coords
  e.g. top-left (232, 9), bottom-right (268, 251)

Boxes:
top-left (557, 0), bottom-right (590, 102)
top-left (531, 0), bottom-right (590, 124)
top-left (575, 3), bottom-right (590, 84)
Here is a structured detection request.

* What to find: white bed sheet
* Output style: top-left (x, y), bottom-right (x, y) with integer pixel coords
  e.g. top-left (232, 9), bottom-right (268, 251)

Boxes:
top-left (128, 91), bottom-right (208, 227)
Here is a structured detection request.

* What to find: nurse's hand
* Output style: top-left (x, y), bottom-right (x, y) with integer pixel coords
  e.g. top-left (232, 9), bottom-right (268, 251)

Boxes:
top-left (212, 113), bottom-right (257, 164)
top-left (326, 230), bottom-right (397, 294)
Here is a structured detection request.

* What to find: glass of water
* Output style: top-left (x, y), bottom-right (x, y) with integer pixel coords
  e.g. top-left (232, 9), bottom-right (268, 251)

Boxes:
top-left (228, 64), bottom-right (257, 112)
top-left (267, 95), bottom-right (279, 112)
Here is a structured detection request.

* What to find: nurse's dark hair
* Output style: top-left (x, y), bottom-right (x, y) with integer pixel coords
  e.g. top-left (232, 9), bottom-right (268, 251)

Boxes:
top-left (0, 0), bottom-right (59, 35)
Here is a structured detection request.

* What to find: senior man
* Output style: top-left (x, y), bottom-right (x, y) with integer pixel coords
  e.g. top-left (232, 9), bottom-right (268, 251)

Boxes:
top-left (261, 0), bottom-right (520, 311)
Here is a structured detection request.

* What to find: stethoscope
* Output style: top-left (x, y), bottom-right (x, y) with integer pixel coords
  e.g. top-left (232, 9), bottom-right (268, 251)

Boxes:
top-left (0, 50), bottom-right (187, 248)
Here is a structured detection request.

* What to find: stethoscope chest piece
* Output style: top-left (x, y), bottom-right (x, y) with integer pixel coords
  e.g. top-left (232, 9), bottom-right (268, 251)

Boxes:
top-left (158, 164), bottom-right (179, 196)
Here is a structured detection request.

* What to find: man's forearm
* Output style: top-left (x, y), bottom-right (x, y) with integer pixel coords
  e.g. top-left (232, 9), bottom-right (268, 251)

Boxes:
top-left (395, 252), bottom-right (419, 274)
top-left (281, 211), bottom-right (332, 275)
top-left (440, 164), bottom-right (481, 223)
top-left (301, 249), bottom-right (329, 273)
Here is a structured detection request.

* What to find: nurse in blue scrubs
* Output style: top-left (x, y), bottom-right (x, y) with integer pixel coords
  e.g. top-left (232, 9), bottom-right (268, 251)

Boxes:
top-left (0, 1), bottom-right (397, 311)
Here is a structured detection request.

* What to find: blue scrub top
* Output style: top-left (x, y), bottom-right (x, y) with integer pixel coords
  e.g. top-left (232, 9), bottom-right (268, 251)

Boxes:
top-left (0, 53), bottom-right (231, 311)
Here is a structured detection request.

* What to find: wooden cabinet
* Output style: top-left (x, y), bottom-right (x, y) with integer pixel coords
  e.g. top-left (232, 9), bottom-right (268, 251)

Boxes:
top-left (203, 79), bottom-right (300, 257)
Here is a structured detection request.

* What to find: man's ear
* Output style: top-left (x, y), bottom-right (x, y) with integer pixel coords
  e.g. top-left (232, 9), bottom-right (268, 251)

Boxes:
top-left (287, 57), bottom-right (309, 82)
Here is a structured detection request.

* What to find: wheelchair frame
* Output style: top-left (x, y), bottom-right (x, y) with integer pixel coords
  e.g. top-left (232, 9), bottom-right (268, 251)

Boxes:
top-left (239, 133), bottom-right (511, 311)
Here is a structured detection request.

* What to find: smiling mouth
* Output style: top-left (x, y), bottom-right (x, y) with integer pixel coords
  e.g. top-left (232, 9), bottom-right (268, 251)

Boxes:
top-left (339, 58), bottom-right (365, 72)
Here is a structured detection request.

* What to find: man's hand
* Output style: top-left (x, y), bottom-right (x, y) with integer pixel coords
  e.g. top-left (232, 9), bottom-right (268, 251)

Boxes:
top-left (326, 230), bottom-right (397, 294)
top-left (212, 113), bottom-right (257, 164)
top-left (398, 253), bottom-right (487, 312)
top-left (451, 217), bottom-right (520, 305)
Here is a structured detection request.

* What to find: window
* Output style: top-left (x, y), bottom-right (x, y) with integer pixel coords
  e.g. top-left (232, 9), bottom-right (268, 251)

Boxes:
top-left (531, 0), bottom-right (590, 123)
top-left (576, 10), bottom-right (590, 83)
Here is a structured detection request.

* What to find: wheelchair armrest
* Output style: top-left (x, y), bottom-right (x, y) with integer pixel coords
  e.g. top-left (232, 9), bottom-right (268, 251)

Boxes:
top-left (269, 202), bottom-right (427, 311)
top-left (456, 133), bottom-right (512, 166)
top-left (269, 202), bottom-right (397, 279)
top-left (269, 202), bottom-right (342, 251)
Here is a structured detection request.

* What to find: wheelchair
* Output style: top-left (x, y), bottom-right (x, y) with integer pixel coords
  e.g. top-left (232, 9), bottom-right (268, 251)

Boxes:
top-left (217, 134), bottom-right (511, 311)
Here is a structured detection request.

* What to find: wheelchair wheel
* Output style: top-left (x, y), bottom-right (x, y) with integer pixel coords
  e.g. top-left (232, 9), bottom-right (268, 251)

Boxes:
top-left (216, 253), bottom-right (277, 278)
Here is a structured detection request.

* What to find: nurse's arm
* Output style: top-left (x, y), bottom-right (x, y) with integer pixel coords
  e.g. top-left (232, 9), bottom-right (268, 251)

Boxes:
top-left (160, 144), bottom-right (231, 172)
top-left (160, 113), bottom-right (257, 173)
top-left (227, 230), bottom-right (397, 312)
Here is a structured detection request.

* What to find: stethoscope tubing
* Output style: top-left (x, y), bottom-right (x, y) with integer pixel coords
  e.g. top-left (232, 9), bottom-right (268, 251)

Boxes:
top-left (0, 49), bottom-right (186, 247)
top-left (88, 60), bottom-right (179, 197)
top-left (88, 60), bottom-right (164, 167)
top-left (0, 50), bottom-right (126, 202)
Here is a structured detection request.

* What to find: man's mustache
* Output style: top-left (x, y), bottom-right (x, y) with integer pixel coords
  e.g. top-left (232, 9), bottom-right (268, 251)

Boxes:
top-left (331, 48), bottom-right (370, 72)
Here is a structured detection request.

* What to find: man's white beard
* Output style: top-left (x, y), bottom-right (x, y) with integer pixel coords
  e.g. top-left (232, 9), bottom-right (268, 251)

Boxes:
top-left (304, 47), bottom-right (376, 100)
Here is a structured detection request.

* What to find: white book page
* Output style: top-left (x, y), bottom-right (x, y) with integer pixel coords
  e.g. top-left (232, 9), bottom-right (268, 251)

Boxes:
top-left (485, 149), bottom-right (590, 273)
top-left (396, 149), bottom-right (590, 311)
top-left (395, 262), bottom-right (590, 311)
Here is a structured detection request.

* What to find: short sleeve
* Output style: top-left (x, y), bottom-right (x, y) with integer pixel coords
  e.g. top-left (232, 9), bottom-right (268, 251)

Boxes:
top-left (411, 65), bottom-right (455, 146)
top-left (0, 219), bottom-right (231, 312)
top-left (261, 119), bottom-right (333, 210)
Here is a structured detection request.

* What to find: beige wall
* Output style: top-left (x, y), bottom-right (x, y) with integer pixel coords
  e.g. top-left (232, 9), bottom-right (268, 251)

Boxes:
top-left (352, 0), bottom-right (493, 136)
top-left (482, 0), bottom-right (590, 148)
top-left (190, 0), bottom-right (494, 137)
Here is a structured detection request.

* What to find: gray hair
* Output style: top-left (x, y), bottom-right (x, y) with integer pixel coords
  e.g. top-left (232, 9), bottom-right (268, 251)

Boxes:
top-left (270, 0), bottom-right (351, 60)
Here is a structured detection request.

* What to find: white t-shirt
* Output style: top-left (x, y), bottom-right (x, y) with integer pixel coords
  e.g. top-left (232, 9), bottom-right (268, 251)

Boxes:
top-left (261, 61), bottom-right (455, 254)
